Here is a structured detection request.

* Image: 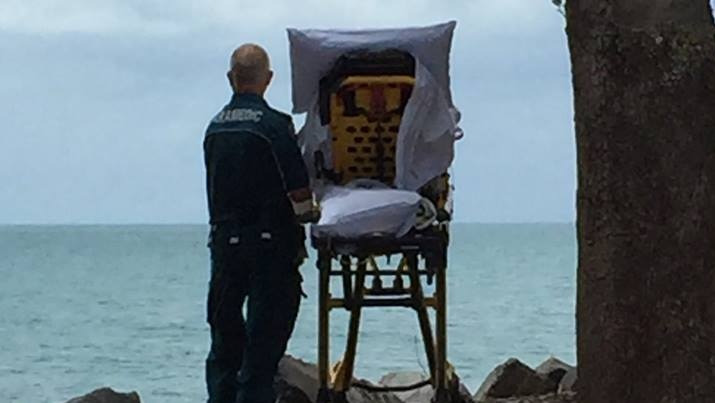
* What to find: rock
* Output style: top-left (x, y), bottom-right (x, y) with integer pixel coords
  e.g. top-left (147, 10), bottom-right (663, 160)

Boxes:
top-left (534, 357), bottom-right (574, 386)
top-left (456, 381), bottom-right (476, 403)
top-left (275, 378), bottom-right (313, 403)
top-left (480, 391), bottom-right (577, 403)
top-left (556, 367), bottom-right (577, 395)
top-left (473, 359), bottom-right (557, 402)
top-left (378, 371), bottom-right (474, 403)
top-left (65, 387), bottom-right (140, 403)
top-left (277, 356), bottom-right (323, 402)
top-left (379, 371), bottom-right (431, 403)
top-left (276, 355), bottom-right (403, 403)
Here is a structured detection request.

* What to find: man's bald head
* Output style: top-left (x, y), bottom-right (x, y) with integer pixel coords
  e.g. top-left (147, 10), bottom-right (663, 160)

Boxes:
top-left (227, 43), bottom-right (273, 94)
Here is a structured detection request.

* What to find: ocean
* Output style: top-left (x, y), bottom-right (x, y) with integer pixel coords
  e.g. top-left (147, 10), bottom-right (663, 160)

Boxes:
top-left (0, 224), bottom-right (576, 403)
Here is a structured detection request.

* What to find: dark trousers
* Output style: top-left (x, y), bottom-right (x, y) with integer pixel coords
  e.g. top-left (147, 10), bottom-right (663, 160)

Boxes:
top-left (206, 225), bottom-right (302, 403)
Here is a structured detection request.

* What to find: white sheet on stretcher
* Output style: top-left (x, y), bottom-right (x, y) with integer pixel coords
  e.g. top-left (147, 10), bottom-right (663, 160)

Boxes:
top-left (287, 22), bottom-right (460, 238)
top-left (287, 21), bottom-right (461, 191)
top-left (311, 186), bottom-right (422, 239)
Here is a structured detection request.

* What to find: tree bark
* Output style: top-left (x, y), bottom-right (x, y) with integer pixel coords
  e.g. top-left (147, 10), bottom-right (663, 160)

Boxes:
top-left (566, 1), bottom-right (715, 402)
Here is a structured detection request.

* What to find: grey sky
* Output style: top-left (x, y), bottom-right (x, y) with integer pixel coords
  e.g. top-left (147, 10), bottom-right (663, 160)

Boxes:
top-left (0, 0), bottom-right (574, 224)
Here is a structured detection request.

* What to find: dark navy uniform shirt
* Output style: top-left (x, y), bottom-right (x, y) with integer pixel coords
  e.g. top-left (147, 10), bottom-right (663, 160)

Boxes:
top-left (204, 93), bottom-right (309, 230)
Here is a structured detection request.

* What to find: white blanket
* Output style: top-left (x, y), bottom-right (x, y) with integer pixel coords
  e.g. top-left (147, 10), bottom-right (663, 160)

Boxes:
top-left (311, 186), bottom-right (422, 239)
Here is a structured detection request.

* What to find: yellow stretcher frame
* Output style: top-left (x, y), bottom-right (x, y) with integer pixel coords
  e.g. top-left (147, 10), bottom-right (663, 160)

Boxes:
top-left (313, 227), bottom-right (459, 403)
top-left (313, 72), bottom-right (459, 403)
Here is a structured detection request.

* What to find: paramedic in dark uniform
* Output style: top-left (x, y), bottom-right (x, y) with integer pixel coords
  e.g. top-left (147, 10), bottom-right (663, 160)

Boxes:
top-left (203, 43), bottom-right (313, 403)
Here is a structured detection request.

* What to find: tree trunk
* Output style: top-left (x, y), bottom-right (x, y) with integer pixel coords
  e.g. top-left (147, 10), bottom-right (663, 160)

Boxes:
top-left (566, 1), bottom-right (715, 402)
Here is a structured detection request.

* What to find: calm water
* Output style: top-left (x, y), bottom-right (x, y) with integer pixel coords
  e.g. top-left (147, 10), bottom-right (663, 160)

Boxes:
top-left (0, 224), bottom-right (576, 403)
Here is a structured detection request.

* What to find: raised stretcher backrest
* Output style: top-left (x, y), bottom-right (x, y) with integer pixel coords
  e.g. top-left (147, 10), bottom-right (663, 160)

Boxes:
top-left (328, 75), bottom-right (414, 185)
top-left (318, 49), bottom-right (415, 186)
top-left (317, 49), bottom-right (452, 218)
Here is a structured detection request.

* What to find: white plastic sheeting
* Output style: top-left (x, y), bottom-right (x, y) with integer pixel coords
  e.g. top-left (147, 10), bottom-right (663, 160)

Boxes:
top-left (287, 22), bottom-right (461, 238)
top-left (311, 186), bottom-right (422, 239)
top-left (287, 21), bottom-right (461, 191)
top-left (287, 21), bottom-right (457, 114)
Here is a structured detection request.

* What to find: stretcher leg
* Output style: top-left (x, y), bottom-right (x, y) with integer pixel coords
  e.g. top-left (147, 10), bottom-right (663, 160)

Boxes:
top-left (405, 251), bottom-right (437, 381)
top-left (433, 266), bottom-right (449, 403)
top-left (334, 257), bottom-right (367, 393)
top-left (318, 250), bottom-right (331, 403)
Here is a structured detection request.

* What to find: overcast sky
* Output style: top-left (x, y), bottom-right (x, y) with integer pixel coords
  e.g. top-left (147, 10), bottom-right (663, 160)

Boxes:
top-left (0, 0), bottom-right (575, 224)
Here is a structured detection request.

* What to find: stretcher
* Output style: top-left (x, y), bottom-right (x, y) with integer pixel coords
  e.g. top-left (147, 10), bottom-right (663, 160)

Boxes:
top-left (288, 22), bottom-right (462, 403)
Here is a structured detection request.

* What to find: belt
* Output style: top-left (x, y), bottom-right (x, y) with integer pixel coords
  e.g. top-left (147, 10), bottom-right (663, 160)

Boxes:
top-left (209, 223), bottom-right (297, 247)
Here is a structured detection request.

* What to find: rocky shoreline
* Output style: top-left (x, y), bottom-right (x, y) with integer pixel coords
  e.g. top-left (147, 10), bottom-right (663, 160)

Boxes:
top-left (64, 356), bottom-right (577, 403)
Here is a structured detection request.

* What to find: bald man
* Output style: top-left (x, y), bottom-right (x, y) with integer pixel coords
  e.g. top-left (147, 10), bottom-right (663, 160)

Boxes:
top-left (203, 44), bottom-right (312, 403)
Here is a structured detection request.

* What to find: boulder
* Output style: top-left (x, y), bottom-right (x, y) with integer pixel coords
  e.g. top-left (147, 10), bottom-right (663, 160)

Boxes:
top-left (276, 379), bottom-right (313, 403)
top-left (65, 388), bottom-right (140, 403)
top-left (473, 359), bottom-right (557, 402)
top-left (556, 367), bottom-right (577, 395)
top-left (277, 355), bottom-right (403, 403)
top-left (277, 356), bottom-right (323, 402)
top-left (534, 357), bottom-right (574, 386)
top-left (479, 392), bottom-right (577, 403)
top-left (379, 371), bottom-right (474, 403)
top-left (379, 371), bottom-right (431, 403)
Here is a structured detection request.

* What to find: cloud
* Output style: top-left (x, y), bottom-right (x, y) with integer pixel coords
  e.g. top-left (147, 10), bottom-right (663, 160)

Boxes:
top-left (0, 0), bottom-right (558, 36)
top-left (0, 0), bottom-right (182, 35)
